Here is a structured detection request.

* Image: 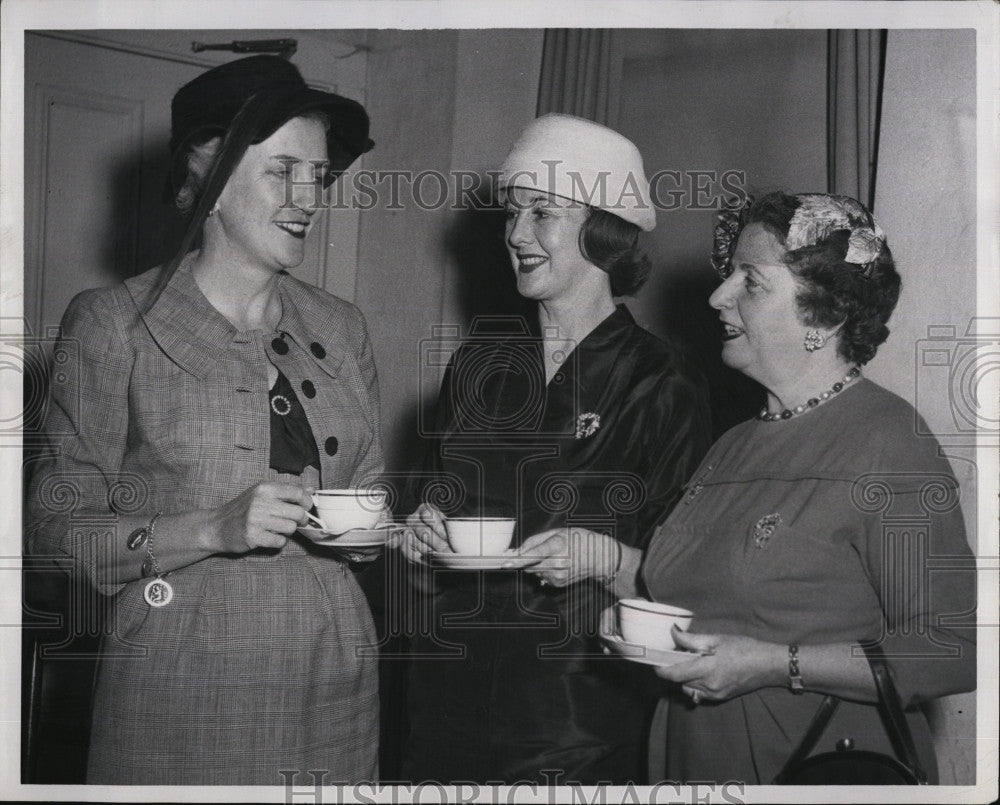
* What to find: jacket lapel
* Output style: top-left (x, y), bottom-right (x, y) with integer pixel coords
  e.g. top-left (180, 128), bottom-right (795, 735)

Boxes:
top-left (126, 256), bottom-right (235, 379)
top-left (127, 258), bottom-right (359, 384)
top-left (274, 274), bottom-right (350, 380)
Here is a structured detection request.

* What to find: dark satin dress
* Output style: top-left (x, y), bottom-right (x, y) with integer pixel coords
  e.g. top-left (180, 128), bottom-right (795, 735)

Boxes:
top-left (402, 306), bottom-right (711, 784)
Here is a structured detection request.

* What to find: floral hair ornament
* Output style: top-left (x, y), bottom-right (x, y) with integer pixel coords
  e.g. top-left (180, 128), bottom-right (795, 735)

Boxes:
top-left (710, 194), bottom-right (755, 278)
top-left (786, 194), bottom-right (886, 276)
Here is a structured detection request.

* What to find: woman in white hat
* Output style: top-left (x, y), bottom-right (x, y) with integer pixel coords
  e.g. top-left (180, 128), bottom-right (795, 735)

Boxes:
top-left (398, 114), bottom-right (711, 783)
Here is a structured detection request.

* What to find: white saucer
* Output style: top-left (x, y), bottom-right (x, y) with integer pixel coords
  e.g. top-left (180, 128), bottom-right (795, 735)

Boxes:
top-left (299, 524), bottom-right (397, 547)
top-left (428, 550), bottom-right (542, 570)
top-left (599, 626), bottom-right (700, 668)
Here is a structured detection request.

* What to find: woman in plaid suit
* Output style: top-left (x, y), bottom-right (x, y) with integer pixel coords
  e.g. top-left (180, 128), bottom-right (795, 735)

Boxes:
top-left (26, 56), bottom-right (383, 785)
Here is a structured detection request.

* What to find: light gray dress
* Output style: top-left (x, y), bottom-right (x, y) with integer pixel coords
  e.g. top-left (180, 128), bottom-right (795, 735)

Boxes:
top-left (642, 379), bottom-right (976, 783)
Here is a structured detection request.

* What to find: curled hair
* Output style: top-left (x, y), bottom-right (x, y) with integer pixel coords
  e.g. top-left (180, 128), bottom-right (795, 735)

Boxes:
top-left (174, 137), bottom-right (221, 216)
top-left (579, 207), bottom-right (651, 296)
top-left (173, 109), bottom-right (332, 216)
top-left (744, 192), bottom-right (901, 365)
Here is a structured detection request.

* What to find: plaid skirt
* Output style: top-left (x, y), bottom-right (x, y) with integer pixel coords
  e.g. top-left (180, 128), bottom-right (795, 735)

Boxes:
top-left (86, 538), bottom-right (379, 785)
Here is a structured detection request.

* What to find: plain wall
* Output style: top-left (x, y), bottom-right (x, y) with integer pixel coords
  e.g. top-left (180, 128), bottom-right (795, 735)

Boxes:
top-left (354, 29), bottom-right (459, 479)
top-left (872, 28), bottom-right (978, 505)
top-left (356, 29), bottom-right (545, 476)
top-left (616, 29), bottom-right (828, 434)
top-left (871, 28), bottom-right (978, 785)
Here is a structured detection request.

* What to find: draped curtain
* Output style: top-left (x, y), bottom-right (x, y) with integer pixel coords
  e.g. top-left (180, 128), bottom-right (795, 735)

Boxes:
top-left (537, 29), bottom-right (619, 125)
top-left (541, 28), bottom-right (889, 209)
top-left (827, 30), bottom-right (888, 210)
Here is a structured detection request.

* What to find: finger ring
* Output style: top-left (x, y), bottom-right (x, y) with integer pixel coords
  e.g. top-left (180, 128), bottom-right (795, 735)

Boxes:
top-left (690, 690), bottom-right (702, 704)
top-left (539, 578), bottom-right (549, 587)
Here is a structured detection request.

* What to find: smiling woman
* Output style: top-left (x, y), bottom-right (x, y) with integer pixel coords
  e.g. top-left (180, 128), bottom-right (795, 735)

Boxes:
top-left (202, 116), bottom-right (328, 291)
top-left (641, 192), bottom-right (975, 784)
top-left (711, 223), bottom-right (821, 386)
top-left (504, 188), bottom-right (599, 303)
top-left (398, 113), bottom-right (711, 785)
top-left (25, 55), bottom-right (384, 785)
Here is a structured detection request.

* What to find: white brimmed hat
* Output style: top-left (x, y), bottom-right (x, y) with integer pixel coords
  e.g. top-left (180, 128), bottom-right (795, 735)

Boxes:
top-left (499, 113), bottom-right (656, 231)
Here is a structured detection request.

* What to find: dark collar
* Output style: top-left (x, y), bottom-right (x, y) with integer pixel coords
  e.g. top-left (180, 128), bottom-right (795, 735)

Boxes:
top-left (575, 304), bottom-right (636, 354)
top-left (558, 304), bottom-right (640, 397)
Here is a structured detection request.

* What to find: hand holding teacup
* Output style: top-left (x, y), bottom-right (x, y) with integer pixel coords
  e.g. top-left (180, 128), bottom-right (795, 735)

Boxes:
top-left (612, 598), bottom-right (714, 703)
top-left (213, 481), bottom-right (315, 552)
top-left (444, 517), bottom-right (515, 555)
top-left (399, 506), bottom-right (518, 562)
top-left (616, 599), bottom-right (693, 651)
top-left (399, 503), bottom-right (450, 563)
top-left (308, 488), bottom-right (387, 534)
top-left (515, 527), bottom-right (621, 587)
top-left (652, 630), bottom-right (789, 704)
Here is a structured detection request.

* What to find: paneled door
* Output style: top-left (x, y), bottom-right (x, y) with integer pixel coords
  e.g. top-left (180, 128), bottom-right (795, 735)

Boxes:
top-left (24, 30), bottom-right (366, 339)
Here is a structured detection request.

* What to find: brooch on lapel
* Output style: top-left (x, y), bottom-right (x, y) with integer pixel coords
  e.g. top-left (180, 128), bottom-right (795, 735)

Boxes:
top-left (574, 412), bottom-right (601, 439)
top-left (752, 513), bottom-right (782, 548)
top-left (683, 464), bottom-right (714, 504)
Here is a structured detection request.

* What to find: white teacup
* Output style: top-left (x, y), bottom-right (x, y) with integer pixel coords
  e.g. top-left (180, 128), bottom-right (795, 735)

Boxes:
top-left (617, 599), bottom-right (693, 651)
top-left (311, 488), bottom-right (386, 533)
top-left (445, 517), bottom-right (516, 555)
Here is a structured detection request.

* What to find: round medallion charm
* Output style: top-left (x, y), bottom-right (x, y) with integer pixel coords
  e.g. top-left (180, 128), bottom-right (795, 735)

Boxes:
top-left (144, 577), bottom-right (174, 607)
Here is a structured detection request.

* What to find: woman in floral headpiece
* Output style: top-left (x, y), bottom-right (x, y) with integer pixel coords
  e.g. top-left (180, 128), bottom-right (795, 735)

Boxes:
top-left (640, 191), bottom-right (976, 783)
top-left (396, 114), bottom-right (711, 784)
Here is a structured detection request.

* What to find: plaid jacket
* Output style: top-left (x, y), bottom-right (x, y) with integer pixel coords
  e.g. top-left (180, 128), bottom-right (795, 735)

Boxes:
top-left (27, 255), bottom-right (383, 582)
top-left (25, 256), bottom-right (382, 783)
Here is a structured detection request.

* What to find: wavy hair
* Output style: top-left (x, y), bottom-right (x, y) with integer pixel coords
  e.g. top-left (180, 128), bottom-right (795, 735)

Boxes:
top-left (579, 207), bottom-right (651, 297)
top-left (173, 109), bottom-right (331, 217)
top-left (743, 192), bottom-right (901, 365)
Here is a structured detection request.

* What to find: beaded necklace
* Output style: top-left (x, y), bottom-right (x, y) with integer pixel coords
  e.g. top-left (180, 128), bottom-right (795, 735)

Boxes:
top-left (758, 366), bottom-right (861, 422)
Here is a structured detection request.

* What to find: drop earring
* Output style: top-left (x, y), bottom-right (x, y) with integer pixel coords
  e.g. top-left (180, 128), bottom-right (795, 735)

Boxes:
top-left (804, 329), bottom-right (826, 352)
